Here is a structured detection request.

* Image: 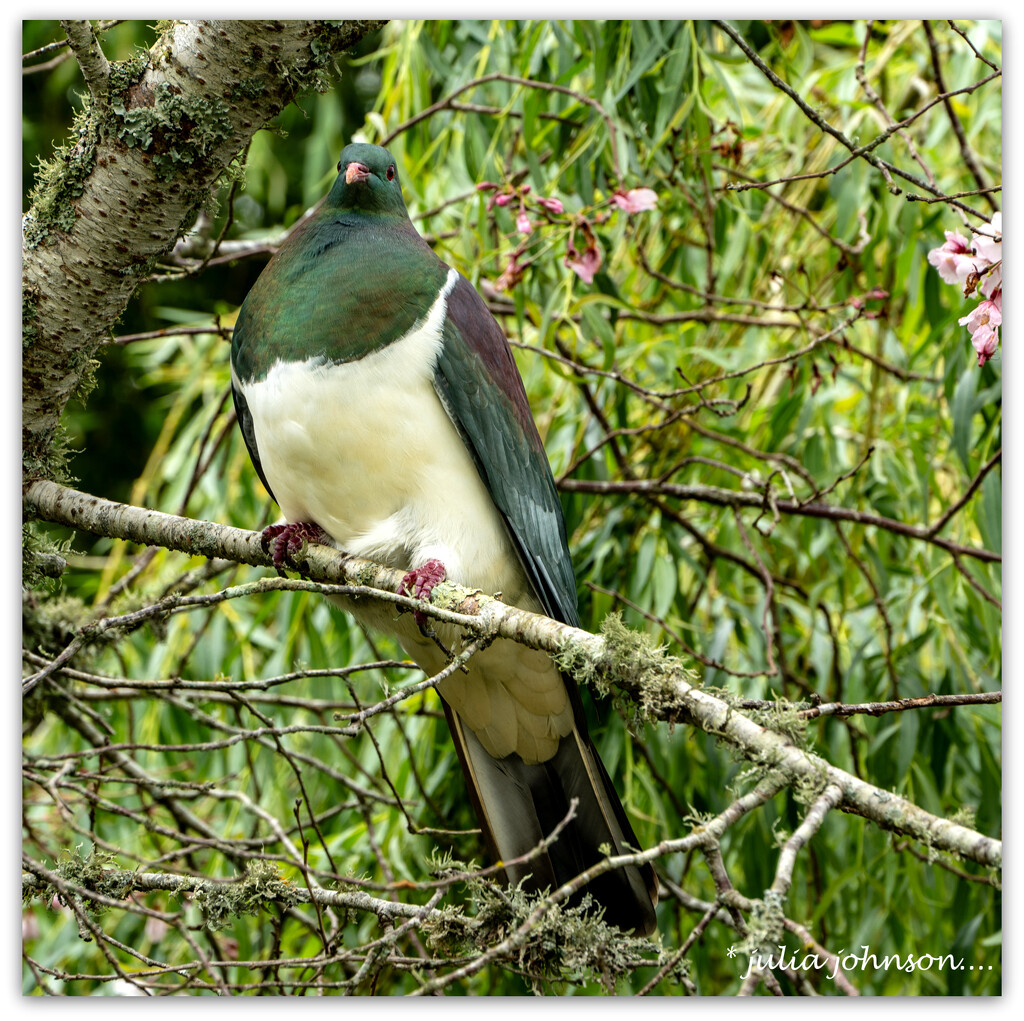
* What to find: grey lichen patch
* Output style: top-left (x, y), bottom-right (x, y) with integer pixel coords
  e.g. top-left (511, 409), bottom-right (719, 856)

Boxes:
top-left (430, 579), bottom-right (492, 615)
top-left (353, 561), bottom-right (383, 588)
top-left (950, 805), bottom-right (977, 833)
top-left (24, 845), bottom-right (133, 914)
top-left (112, 81), bottom-right (233, 180)
top-left (738, 889), bottom-right (787, 961)
top-left (21, 523), bottom-right (75, 592)
top-left (422, 851), bottom-right (673, 992)
top-left (556, 612), bottom-right (698, 725)
top-left (274, 21), bottom-right (385, 96)
top-left (428, 579), bottom-right (460, 610)
top-left (194, 860), bottom-right (300, 931)
top-left (22, 419), bottom-right (76, 486)
top-left (22, 569), bottom-right (90, 652)
top-left (108, 50), bottom-right (150, 97)
top-left (69, 352), bottom-right (101, 408)
top-left (789, 767), bottom-right (833, 806)
top-left (232, 75), bottom-right (271, 99)
top-left (23, 855), bottom-right (302, 935)
top-left (743, 696), bottom-right (809, 749)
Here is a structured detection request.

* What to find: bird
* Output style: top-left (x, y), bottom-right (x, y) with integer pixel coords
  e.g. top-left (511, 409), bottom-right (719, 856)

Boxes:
top-left (230, 142), bottom-right (658, 935)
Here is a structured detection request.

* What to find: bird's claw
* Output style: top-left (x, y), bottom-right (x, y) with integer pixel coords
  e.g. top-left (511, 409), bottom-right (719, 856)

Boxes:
top-left (399, 558), bottom-right (447, 631)
top-left (261, 521), bottom-right (330, 572)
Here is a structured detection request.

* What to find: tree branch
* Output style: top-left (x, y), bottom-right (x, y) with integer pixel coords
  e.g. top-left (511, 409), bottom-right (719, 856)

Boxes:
top-left (23, 480), bottom-right (1002, 870)
top-left (59, 20), bottom-right (110, 116)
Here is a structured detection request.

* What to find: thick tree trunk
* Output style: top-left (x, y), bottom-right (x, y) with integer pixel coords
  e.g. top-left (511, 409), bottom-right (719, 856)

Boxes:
top-left (22, 19), bottom-right (385, 477)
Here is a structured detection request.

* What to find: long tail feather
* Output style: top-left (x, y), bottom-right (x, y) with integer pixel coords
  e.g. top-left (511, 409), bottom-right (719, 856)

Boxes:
top-left (443, 701), bottom-right (658, 935)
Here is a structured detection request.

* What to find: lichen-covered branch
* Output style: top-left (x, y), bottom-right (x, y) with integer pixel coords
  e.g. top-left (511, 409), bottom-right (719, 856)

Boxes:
top-left (24, 479), bottom-right (1002, 871)
top-left (22, 19), bottom-right (385, 478)
top-left (22, 859), bottom-right (449, 927)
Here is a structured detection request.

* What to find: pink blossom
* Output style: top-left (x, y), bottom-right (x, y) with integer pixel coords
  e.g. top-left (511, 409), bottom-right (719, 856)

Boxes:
top-left (958, 295), bottom-right (1002, 335)
top-left (927, 230), bottom-right (983, 286)
top-left (971, 212), bottom-right (1002, 264)
top-left (516, 210), bottom-right (532, 235)
top-left (930, 214), bottom-right (1004, 367)
top-left (959, 295), bottom-right (1001, 367)
top-left (612, 188), bottom-right (658, 214)
top-left (971, 325), bottom-right (1000, 367)
top-left (493, 192), bottom-right (512, 207)
top-left (565, 241), bottom-right (603, 284)
top-left (475, 181), bottom-right (499, 192)
top-left (537, 196), bottom-right (564, 215)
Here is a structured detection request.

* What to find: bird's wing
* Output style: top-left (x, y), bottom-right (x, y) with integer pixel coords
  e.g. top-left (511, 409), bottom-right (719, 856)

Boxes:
top-left (433, 273), bottom-right (581, 629)
top-left (230, 376), bottom-right (277, 504)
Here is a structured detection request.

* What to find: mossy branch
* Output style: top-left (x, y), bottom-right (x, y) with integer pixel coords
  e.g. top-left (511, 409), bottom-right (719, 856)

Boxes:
top-left (22, 856), bottom-right (445, 929)
top-left (24, 479), bottom-right (1002, 871)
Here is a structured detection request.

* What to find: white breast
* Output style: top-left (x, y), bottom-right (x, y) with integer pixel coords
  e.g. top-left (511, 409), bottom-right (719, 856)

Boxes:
top-left (234, 268), bottom-right (525, 602)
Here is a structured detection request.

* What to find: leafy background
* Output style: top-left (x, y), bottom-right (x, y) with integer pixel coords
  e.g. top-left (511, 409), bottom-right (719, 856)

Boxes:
top-left (22, 19), bottom-right (1001, 995)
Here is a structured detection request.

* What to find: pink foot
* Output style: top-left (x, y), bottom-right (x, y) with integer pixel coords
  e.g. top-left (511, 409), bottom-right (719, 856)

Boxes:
top-left (399, 558), bottom-right (447, 629)
top-left (261, 521), bottom-right (330, 571)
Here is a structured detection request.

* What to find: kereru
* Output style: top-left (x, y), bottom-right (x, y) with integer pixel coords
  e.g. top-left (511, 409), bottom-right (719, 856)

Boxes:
top-left (230, 142), bottom-right (658, 935)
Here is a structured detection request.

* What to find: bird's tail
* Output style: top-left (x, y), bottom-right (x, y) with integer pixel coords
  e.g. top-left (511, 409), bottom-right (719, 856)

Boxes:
top-left (443, 702), bottom-right (658, 936)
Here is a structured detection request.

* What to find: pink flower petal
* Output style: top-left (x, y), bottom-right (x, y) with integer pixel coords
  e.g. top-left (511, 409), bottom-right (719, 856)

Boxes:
top-left (613, 187), bottom-right (658, 214)
top-left (928, 230), bottom-right (983, 287)
top-left (959, 298), bottom-right (1002, 334)
top-left (565, 244), bottom-right (602, 284)
top-left (972, 324), bottom-right (999, 366)
top-left (971, 212), bottom-right (1002, 264)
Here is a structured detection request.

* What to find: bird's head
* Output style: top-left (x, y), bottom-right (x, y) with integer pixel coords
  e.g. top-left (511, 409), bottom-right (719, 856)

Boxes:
top-left (329, 142), bottom-right (409, 217)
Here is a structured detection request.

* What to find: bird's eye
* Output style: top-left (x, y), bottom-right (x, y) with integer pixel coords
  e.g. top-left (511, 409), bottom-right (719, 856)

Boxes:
top-left (337, 160), bottom-right (342, 172)
top-left (386, 164), bottom-right (396, 181)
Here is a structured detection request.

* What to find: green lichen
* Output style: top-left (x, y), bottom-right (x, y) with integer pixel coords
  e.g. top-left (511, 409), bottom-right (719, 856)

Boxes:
top-left (282, 21), bottom-right (385, 95)
top-left (108, 50), bottom-right (150, 96)
top-left (112, 81), bottom-right (232, 180)
top-left (24, 846), bottom-right (133, 913)
top-left (556, 612), bottom-right (698, 726)
top-left (421, 851), bottom-right (673, 992)
top-left (194, 860), bottom-right (300, 931)
top-left (737, 890), bottom-right (787, 962)
top-left (22, 417), bottom-right (77, 487)
top-left (23, 102), bottom-right (100, 248)
top-left (23, 855), bottom-right (302, 934)
top-left (22, 284), bottom-right (40, 350)
top-left (742, 695), bottom-right (809, 749)
top-left (21, 523), bottom-right (75, 592)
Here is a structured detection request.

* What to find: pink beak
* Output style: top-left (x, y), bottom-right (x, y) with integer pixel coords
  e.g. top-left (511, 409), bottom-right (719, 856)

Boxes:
top-left (345, 162), bottom-right (370, 185)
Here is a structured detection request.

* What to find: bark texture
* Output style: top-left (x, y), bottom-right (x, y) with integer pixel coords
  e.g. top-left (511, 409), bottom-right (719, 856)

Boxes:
top-left (22, 19), bottom-right (385, 476)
